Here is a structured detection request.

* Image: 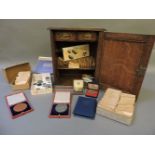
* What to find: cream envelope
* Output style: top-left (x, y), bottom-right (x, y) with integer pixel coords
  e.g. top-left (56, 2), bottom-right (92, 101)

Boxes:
top-left (116, 105), bottom-right (134, 111)
top-left (15, 71), bottom-right (31, 85)
top-left (118, 93), bottom-right (136, 105)
top-left (98, 88), bottom-right (122, 111)
top-left (68, 62), bottom-right (80, 68)
top-left (115, 107), bottom-right (134, 117)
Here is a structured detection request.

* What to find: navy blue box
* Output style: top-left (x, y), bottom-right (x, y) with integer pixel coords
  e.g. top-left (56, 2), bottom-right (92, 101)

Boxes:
top-left (73, 96), bottom-right (97, 119)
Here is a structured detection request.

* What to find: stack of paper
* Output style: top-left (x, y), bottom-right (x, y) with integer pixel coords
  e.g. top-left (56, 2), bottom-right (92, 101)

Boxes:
top-left (115, 93), bottom-right (136, 117)
top-left (15, 71), bottom-right (31, 85)
top-left (97, 88), bottom-right (136, 125)
top-left (98, 88), bottom-right (122, 111)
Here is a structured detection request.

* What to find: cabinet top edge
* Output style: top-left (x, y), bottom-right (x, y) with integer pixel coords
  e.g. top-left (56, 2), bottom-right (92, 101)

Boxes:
top-left (105, 31), bottom-right (155, 37)
top-left (47, 27), bottom-right (106, 31)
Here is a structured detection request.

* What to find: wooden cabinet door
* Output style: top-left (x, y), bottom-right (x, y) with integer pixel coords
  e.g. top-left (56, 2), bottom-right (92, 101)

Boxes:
top-left (98, 32), bottom-right (154, 96)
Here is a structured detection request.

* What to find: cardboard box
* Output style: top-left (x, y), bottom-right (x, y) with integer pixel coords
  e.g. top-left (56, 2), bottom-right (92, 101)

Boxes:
top-left (3, 62), bottom-right (31, 90)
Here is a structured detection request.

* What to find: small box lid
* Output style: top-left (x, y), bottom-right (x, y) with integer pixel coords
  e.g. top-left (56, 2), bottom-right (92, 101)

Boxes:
top-left (3, 62), bottom-right (31, 84)
top-left (87, 83), bottom-right (99, 90)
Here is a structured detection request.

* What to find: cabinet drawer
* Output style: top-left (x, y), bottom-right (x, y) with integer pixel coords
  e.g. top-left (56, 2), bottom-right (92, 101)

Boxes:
top-left (55, 32), bottom-right (76, 41)
top-left (78, 32), bottom-right (97, 41)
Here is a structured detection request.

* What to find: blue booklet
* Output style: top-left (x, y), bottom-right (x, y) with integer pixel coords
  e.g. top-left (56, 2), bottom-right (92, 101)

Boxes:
top-left (35, 56), bottom-right (53, 74)
top-left (73, 96), bottom-right (97, 119)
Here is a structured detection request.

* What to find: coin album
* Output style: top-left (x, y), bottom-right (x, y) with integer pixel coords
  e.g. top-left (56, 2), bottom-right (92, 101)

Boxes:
top-left (49, 90), bottom-right (71, 118)
top-left (5, 92), bottom-right (33, 119)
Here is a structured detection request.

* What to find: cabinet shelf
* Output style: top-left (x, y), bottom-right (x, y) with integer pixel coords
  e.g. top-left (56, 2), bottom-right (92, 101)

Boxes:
top-left (55, 40), bottom-right (97, 42)
top-left (57, 68), bottom-right (95, 70)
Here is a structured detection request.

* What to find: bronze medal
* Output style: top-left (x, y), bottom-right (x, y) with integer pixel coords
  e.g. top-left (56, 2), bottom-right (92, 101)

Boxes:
top-left (13, 103), bottom-right (27, 112)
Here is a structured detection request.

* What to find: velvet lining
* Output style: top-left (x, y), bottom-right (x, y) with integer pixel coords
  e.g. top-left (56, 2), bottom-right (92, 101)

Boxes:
top-left (50, 104), bottom-right (69, 116)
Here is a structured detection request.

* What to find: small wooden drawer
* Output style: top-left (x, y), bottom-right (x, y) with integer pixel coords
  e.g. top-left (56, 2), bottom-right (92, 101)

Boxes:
top-left (78, 32), bottom-right (97, 41)
top-left (55, 32), bottom-right (76, 41)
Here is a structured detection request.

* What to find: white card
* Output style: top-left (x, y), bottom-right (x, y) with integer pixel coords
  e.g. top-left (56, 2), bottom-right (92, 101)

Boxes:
top-left (54, 91), bottom-right (70, 104)
top-left (6, 93), bottom-right (26, 106)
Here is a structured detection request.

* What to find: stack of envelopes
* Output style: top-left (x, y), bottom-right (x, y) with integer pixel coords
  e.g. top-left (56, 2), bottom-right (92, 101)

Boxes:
top-left (115, 93), bottom-right (135, 118)
top-left (97, 88), bottom-right (136, 125)
top-left (15, 71), bottom-right (31, 85)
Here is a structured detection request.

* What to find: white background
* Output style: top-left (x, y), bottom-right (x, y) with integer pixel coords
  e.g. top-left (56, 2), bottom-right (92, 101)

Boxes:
top-left (0, 0), bottom-right (155, 154)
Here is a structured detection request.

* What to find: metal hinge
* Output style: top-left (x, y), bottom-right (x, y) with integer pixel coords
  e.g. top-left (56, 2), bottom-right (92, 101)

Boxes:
top-left (136, 66), bottom-right (146, 77)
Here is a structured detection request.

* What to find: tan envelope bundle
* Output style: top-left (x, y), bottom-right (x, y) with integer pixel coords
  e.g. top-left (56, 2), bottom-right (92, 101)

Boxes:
top-left (115, 93), bottom-right (136, 117)
top-left (57, 56), bottom-right (95, 69)
top-left (68, 62), bottom-right (80, 68)
top-left (98, 88), bottom-right (122, 111)
top-left (97, 88), bottom-right (136, 125)
top-left (15, 71), bottom-right (31, 85)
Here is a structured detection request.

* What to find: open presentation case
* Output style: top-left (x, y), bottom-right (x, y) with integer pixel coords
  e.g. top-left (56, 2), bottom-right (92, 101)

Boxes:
top-left (5, 92), bottom-right (33, 119)
top-left (49, 90), bottom-right (72, 118)
top-left (85, 83), bottom-right (99, 98)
